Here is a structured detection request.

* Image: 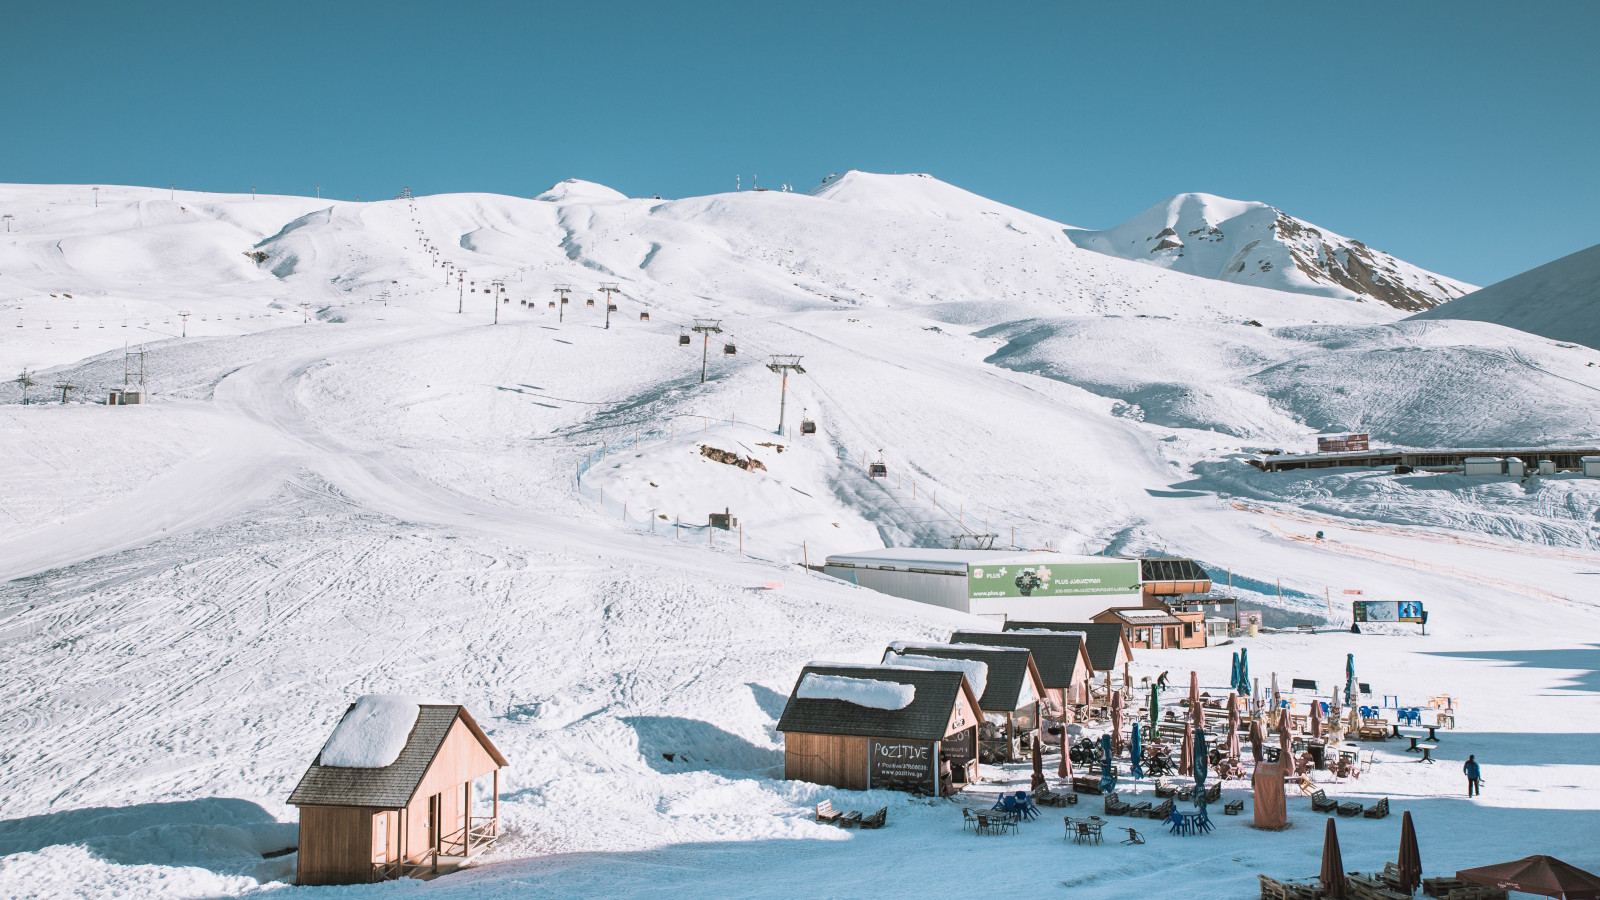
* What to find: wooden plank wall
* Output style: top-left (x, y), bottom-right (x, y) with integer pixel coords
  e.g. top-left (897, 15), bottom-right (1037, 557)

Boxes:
top-left (403, 717), bottom-right (498, 859)
top-left (297, 805), bottom-right (372, 886)
top-left (784, 732), bottom-right (869, 790)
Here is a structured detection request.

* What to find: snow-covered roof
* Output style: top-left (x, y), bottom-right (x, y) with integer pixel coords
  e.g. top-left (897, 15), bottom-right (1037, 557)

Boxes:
top-left (824, 548), bottom-right (1130, 574)
top-left (319, 695), bottom-right (422, 768)
top-left (882, 651), bottom-right (988, 699)
top-left (288, 704), bottom-right (508, 809)
top-left (797, 673), bottom-right (915, 710)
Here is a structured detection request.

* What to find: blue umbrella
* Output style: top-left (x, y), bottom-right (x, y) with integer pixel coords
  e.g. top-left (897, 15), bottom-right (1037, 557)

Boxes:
top-left (1099, 733), bottom-right (1117, 794)
top-left (1230, 651), bottom-right (1241, 694)
top-left (1239, 648), bottom-right (1251, 698)
top-left (1130, 719), bottom-right (1145, 779)
top-left (1345, 653), bottom-right (1357, 706)
top-left (1193, 727), bottom-right (1209, 812)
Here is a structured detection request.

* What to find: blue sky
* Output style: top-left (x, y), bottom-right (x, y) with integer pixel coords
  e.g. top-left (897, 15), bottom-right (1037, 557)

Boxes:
top-left (4, 1), bottom-right (1596, 285)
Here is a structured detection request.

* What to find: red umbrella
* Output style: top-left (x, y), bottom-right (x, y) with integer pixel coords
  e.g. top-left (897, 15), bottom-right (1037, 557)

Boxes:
top-left (1032, 733), bottom-right (1044, 788)
top-left (1457, 856), bottom-right (1600, 899)
top-left (1249, 716), bottom-right (1266, 762)
top-left (1189, 670), bottom-right (1205, 730)
top-left (1226, 692), bottom-right (1242, 759)
top-left (1111, 690), bottom-right (1126, 754)
top-left (1179, 722), bottom-right (1193, 776)
top-left (1310, 697), bottom-right (1324, 740)
top-left (1321, 818), bottom-right (1348, 899)
top-left (1397, 811), bottom-right (1422, 895)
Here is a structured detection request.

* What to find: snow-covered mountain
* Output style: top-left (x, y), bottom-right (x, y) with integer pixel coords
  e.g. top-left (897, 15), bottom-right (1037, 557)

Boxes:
top-left (1411, 242), bottom-right (1600, 350)
top-left (1066, 193), bottom-right (1474, 312)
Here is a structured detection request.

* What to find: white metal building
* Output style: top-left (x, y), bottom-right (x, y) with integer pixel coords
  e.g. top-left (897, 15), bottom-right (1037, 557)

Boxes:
top-left (821, 549), bottom-right (1143, 623)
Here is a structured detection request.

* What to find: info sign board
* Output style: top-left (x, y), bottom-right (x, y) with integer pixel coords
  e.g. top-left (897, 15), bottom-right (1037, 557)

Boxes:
top-left (868, 739), bottom-right (936, 794)
top-left (1351, 600), bottom-right (1425, 623)
top-left (967, 559), bottom-right (1140, 600)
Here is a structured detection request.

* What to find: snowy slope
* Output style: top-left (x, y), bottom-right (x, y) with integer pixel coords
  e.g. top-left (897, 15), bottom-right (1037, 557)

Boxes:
top-left (3, 175), bottom-right (1599, 898)
top-left (1411, 242), bottom-right (1600, 350)
top-left (1067, 193), bottom-right (1475, 312)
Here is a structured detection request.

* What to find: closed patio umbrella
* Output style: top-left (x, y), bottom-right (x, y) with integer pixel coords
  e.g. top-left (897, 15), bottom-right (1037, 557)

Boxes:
top-left (1231, 651), bottom-right (1241, 694)
top-left (1345, 653), bottom-right (1357, 707)
top-left (1111, 690), bottom-right (1126, 754)
top-left (1179, 721), bottom-right (1193, 776)
top-left (1226, 692), bottom-right (1242, 760)
top-left (1193, 727), bottom-right (1209, 811)
top-left (1148, 683), bottom-right (1160, 737)
top-left (1310, 696), bottom-right (1324, 740)
top-left (1130, 718), bottom-right (1145, 779)
top-left (1456, 855), bottom-right (1600, 899)
top-left (1249, 715), bottom-right (1266, 762)
top-left (1321, 818), bottom-right (1348, 899)
top-left (1058, 725), bottom-right (1073, 779)
top-left (1032, 733), bottom-right (1045, 789)
top-left (1271, 673), bottom-right (1282, 726)
top-left (1397, 810), bottom-right (1422, 895)
top-left (1099, 733), bottom-right (1116, 793)
top-left (1239, 648), bottom-right (1250, 697)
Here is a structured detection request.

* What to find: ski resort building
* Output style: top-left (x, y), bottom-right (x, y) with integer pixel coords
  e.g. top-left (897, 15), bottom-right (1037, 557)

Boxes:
top-left (777, 664), bottom-right (983, 795)
top-left (948, 630), bottom-right (1094, 713)
top-left (821, 549), bottom-right (1142, 622)
top-left (1093, 605), bottom-right (1208, 650)
top-left (881, 642), bottom-right (1046, 763)
top-left (288, 702), bottom-right (508, 886)
top-left (1004, 621), bottom-right (1134, 697)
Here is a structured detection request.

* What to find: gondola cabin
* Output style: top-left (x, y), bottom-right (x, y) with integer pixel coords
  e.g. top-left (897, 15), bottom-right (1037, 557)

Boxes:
top-left (949, 630), bottom-right (1095, 717)
top-left (882, 642), bottom-right (1046, 763)
top-left (800, 419), bottom-right (816, 434)
top-left (607, 303), bottom-right (618, 312)
top-left (723, 343), bottom-right (737, 355)
top-left (586, 297), bottom-right (595, 307)
top-left (777, 664), bottom-right (982, 795)
top-left (640, 311), bottom-right (650, 321)
top-left (287, 697), bottom-right (508, 886)
top-left (679, 333), bottom-right (691, 345)
top-left (548, 301), bottom-right (556, 308)
top-left (869, 462), bottom-right (888, 478)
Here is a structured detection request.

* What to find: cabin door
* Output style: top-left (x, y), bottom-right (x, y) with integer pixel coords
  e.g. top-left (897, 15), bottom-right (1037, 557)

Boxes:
top-left (427, 794), bottom-right (441, 854)
top-left (372, 810), bottom-right (396, 864)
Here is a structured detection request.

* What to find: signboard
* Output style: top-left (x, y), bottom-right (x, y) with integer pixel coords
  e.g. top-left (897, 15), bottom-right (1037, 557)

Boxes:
top-left (1317, 433), bottom-right (1370, 453)
top-left (967, 559), bottom-right (1140, 600)
top-left (941, 727), bottom-right (975, 767)
top-left (869, 739), bottom-right (936, 793)
top-left (1351, 600), bottom-right (1425, 623)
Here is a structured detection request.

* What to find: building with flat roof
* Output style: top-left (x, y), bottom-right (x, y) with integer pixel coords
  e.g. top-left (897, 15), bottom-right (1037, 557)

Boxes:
top-left (822, 549), bottom-right (1141, 622)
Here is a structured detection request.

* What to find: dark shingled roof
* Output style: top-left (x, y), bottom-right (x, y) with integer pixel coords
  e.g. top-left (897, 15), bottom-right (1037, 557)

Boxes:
top-left (951, 630), bottom-right (1089, 689)
top-left (288, 705), bottom-right (506, 809)
top-left (1140, 558), bottom-right (1211, 582)
top-left (777, 665), bottom-right (968, 741)
top-left (1004, 622), bottom-right (1128, 671)
top-left (888, 645), bottom-right (1037, 713)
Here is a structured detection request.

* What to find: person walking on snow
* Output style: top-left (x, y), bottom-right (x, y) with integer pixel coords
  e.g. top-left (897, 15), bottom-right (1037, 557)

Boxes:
top-left (1464, 754), bottom-right (1481, 797)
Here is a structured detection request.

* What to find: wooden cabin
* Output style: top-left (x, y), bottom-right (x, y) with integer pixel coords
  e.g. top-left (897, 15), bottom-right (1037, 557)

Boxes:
top-left (1139, 558), bottom-right (1213, 598)
top-left (288, 703), bottom-right (508, 885)
top-left (1094, 604), bottom-right (1208, 649)
top-left (1005, 621), bottom-right (1135, 702)
top-left (949, 630), bottom-right (1095, 717)
top-left (883, 642), bottom-right (1046, 763)
top-left (777, 664), bottom-right (983, 796)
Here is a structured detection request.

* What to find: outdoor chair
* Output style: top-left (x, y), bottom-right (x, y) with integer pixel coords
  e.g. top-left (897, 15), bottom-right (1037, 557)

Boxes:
top-left (1310, 789), bottom-right (1338, 813)
top-left (961, 808), bottom-right (978, 832)
top-left (860, 807), bottom-right (887, 829)
top-left (1121, 826), bottom-right (1145, 845)
top-left (1177, 785), bottom-right (1194, 802)
top-left (1337, 801), bottom-right (1365, 817)
top-left (1154, 779), bottom-right (1177, 798)
top-left (1130, 800), bottom-right (1153, 817)
top-left (1363, 798), bottom-right (1390, 819)
top-left (815, 800), bottom-right (843, 825)
top-left (1205, 782), bottom-right (1222, 803)
top-left (838, 809), bottom-right (863, 828)
top-left (1147, 798), bottom-right (1174, 820)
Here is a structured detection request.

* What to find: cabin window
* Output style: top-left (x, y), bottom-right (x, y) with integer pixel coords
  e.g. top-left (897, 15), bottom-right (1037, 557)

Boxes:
top-left (1184, 623), bottom-right (1194, 638)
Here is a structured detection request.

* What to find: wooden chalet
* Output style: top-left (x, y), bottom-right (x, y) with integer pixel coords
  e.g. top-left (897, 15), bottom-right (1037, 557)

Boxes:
top-left (288, 704), bottom-right (508, 885)
top-left (1094, 604), bottom-right (1207, 649)
top-left (1005, 621), bottom-right (1135, 700)
top-left (778, 664), bottom-right (983, 796)
top-left (949, 630), bottom-right (1094, 716)
top-left (884, 642), bottom-right (1046, 763)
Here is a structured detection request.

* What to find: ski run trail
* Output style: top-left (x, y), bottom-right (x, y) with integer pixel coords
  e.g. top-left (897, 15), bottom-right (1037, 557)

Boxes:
top-left (1, 174), bottom-right (1598, 899)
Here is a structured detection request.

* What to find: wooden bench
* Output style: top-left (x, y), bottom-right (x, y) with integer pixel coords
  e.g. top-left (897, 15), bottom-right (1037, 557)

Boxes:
top-left (1444, 887), bottom-right (1508, 900)
top-left (1104, 793), bottom-right (1131, 815)
top-left (838, 809), bottom-right (862, 828)
top-left (1310, 789), bottom-right (1338, 813)
top-left (1363, 797), bottom-right (1390, 819)
top-left (815, 800), bottom-right (843, 825)
top-left (1348, 873), bottom-right (1409, 900)
top-left (1146, 798), bottom-right (1174, 821)
top-left (1423, 877), bottom-right (1465, 898)
top-left (1224, 798), bottom-right (1245, 815)
top-left (859, 807), bottom-right (887, 829)
top-left (1337, 800), bottom-right (1365, 817)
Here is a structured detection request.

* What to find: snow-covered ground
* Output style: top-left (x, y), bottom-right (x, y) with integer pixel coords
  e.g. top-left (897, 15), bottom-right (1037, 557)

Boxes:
top-left (2, 174), bottom-right (1598, 898)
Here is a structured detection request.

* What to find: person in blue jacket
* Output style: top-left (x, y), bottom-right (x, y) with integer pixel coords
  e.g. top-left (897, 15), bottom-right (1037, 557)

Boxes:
top-left (1464, 754), bottom-right (1481, 797)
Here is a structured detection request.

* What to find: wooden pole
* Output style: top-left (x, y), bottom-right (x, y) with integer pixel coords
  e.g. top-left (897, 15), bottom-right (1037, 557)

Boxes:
top-left (465, 781), bottom-right (472, 856)
top-left (493, 769), bottom-right (499, 835)
top-left (739, 523), bottom-right (743, 555)
top-left (623, 501), bottom-right (627, 521)
top-left (709, 523), bottom-right (714, 547)
top-left (803, 540), bottom-right (810, 572)
top-left (676, 515), bottom-right (680, 540)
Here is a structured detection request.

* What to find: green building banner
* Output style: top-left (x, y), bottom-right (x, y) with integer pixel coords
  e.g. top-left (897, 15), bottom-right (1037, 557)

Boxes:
top-left (967, 559), bottom-right (1141, 599)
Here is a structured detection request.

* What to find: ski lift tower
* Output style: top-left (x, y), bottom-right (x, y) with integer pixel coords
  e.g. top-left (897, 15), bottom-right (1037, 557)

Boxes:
top-left (177, 309), bottom-right (191, 337)
top-left (457, 269), bottom-right (468, 313)
top-left (765, 355), bottom-right (805, 436)
top-left (691, 319), bottom-right (723, 384)
top-left (491, 280), bottom-right (505, 325)
top-left (599, 282), bottom-right (621, 329)
top-left (553, 284), bottom-right (572, 322)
